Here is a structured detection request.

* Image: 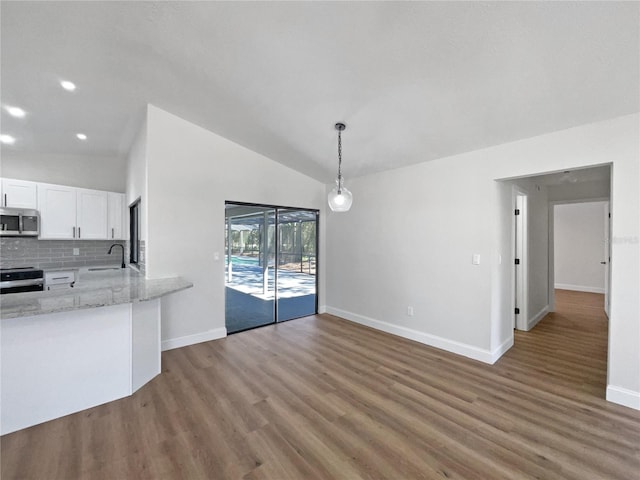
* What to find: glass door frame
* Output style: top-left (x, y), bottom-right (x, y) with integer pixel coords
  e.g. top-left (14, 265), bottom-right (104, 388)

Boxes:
top-left (225, 200), bottom-right (320, 331)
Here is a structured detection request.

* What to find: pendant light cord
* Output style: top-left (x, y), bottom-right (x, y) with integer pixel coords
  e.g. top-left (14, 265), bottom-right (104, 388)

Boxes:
top-left (337, 129), bottom-right (343, 193)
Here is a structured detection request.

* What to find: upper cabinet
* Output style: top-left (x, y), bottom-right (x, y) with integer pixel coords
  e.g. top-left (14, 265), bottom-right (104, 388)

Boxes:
top-left (5, 177), bottom-right (127, 241)
top-left (76, 189), bottom-right (108, 240)
top-left (2, 178), bottom-right (38, 209)
top-left (37, 182), bottom-right (126, 241)
top-left (37, 183), bottom-right (78, 239)
top-left (108, 192), bottom-right (127, 240)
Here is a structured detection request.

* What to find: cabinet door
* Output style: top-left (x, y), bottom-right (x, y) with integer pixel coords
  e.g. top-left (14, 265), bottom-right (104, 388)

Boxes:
top-left (77, 189), bottom-right (108, 240)
top-left (37, 183), bottom-right (77, 239)
top-left (107, 192), bottom-right (126, 240)
top-left (2, 179), bottom-right (38, 209)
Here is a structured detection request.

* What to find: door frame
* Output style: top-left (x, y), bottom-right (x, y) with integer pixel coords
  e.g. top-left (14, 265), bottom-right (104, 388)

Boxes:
top-left (604, 201), bottom-right (611, 318)
top-left (547, 197), bottom-right (610, 314)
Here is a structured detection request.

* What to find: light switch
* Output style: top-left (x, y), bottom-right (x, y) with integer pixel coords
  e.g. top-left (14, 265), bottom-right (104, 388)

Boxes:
top-left (213, 252), bottom-right (220, 261)
top-left (73, 248), bottom-right (79, 256)
top-left (472, 254), bottom-right (481, 265)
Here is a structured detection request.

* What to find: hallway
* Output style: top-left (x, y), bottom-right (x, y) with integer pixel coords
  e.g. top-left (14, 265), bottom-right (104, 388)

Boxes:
top-left (502, 289), bottom-right (609, 402)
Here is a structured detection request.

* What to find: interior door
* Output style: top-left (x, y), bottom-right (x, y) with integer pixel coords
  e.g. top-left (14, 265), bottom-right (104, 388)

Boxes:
top-left (604, 201), bottom-right (611, 317)
top-left (514, 194), bottom-right (526, 330)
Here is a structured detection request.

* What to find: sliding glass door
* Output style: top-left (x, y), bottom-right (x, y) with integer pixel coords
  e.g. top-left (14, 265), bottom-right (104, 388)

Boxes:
top-left (225, 206), bottom-right (275, 333)
top-left (225, 203), bottom-right (318, 334)
top-left (276, 209), bottom-right (317, 322)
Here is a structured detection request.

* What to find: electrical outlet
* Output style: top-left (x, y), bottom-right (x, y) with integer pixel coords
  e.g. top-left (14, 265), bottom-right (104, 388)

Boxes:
top-left (407, 306), bottom-right (414, 316)
top-left (73, 248), bottom-right (79, 256)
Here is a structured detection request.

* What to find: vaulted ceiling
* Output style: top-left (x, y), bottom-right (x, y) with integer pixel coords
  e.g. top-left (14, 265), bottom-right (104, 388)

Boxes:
top-left (1, 2), bottom-right (638, 182)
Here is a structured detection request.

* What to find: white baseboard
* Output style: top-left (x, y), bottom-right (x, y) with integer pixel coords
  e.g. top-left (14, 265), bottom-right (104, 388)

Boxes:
top-left (606, 385), bottom-right (640, 410)
top-left (527, 305), bottom-right (549, 331)
top-left (491, 336), bottom-right (514, 363)
top-left (161, 327), bottom-right (227, 351)
top-left (555, 283), bottom-right (605, 294)
top-left (325, 307), bottom-right (504, 364)
top-left (318, 305), bottom-right (327, 314)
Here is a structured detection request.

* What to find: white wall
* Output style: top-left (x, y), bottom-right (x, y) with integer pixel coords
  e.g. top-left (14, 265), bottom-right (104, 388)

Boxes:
top-left (527, 187), bottom-right (550, 323)
top-left (0, 153), bottom-right (126, 192)
top-left (554, 202), bottom-right (607, 293)
top-left (142, 105), bottom-right (326, 349)
top-left (125, 119), bottom-right (148, 241)
top-left (491, 180), bottom-right (514, 354)
top-left (548, 179), bottom-right (610, 202)
top-left (325, 113), bottom-right (639, 409)
top-left (326, 155), bottom-right (497, 361)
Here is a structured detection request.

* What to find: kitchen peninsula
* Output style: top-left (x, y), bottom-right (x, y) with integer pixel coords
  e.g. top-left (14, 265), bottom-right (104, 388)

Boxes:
top-left (1, 268), bottom-right (192, 435)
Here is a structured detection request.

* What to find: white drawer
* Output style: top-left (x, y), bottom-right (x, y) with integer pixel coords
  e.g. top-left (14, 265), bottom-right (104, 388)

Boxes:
top-left (44, 271), bottom-right (76, 288)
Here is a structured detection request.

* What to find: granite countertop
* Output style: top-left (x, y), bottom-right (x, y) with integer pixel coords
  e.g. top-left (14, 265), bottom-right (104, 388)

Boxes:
top-left (1, 268), bottom-right (193, 319)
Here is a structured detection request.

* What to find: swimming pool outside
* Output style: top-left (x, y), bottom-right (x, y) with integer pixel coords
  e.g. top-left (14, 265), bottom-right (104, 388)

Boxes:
top-left (227, 255), bottom-right (262, 266)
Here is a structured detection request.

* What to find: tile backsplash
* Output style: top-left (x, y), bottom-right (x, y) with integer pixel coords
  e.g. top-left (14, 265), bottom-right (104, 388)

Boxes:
top-left (0, 238), bottom-right (129, 270)
top-left (137, 240), bottom-right (146, 276)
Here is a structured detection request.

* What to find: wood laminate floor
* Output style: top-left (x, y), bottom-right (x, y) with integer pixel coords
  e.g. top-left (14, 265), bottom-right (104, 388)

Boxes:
top-left (2, 290), bottom-right (639, 479)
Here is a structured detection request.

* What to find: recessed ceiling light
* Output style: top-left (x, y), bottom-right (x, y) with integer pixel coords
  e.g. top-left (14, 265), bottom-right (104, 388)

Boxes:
top-left (60, 80), bottom-right (76, 91)
top-left (76, 133), bottom-right (87, 140)
top-left (5, 106), bottom-right (26, 118)
top-left (0, 134), bottom-right (16, 145)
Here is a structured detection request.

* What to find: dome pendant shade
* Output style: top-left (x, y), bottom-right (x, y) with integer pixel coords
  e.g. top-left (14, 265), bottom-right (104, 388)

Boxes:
top-left (328, 122), bottom-right (353, 212)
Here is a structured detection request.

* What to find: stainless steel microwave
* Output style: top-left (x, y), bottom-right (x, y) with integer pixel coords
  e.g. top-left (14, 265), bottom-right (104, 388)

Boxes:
top-left (0, 207), bottom-right (40, 236)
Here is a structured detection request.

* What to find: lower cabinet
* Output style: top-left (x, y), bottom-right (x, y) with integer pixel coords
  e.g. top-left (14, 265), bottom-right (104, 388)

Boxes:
top-left (0, 300), bottom-right (161, 435)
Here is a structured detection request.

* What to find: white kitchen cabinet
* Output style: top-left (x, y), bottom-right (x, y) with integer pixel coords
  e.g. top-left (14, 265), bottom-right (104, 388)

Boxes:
top-left (1, 178), bottom-right (38, 209)
top-left (38, 184), bottom-right (109, 240)
top-left (77, 188), bottom-right (108, 239)
top-left (37, 183), bottom-right (77, 239)
top-left (1, 299), bottom-right (162, 435)
top-left (107, 192), bottom-right (127, 240)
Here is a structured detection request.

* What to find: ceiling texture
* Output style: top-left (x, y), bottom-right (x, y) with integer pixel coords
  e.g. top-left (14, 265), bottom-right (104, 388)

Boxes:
top-left (1, 1), bottom-right (638, 183)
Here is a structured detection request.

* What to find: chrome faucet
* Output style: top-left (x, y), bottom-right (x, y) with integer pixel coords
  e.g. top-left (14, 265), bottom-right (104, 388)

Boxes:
top-left (108, 244), bottom-right (126, 268)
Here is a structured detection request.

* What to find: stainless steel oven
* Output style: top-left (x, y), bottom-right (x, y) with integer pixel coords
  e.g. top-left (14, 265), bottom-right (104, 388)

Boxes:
top-left (0, 267), bottom-right (44, 294)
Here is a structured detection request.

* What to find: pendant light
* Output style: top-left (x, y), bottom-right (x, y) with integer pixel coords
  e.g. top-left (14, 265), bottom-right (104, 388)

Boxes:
top-left (328, 122), bottom-right (353, 212)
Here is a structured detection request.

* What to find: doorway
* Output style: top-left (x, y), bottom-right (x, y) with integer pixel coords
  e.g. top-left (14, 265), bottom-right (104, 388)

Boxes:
top-left (552, 200), bottom-right (610, 312)
top-left (501, 164), bottom-right (612, 400)
top-left (225, 202), bottom-right (318, 334)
